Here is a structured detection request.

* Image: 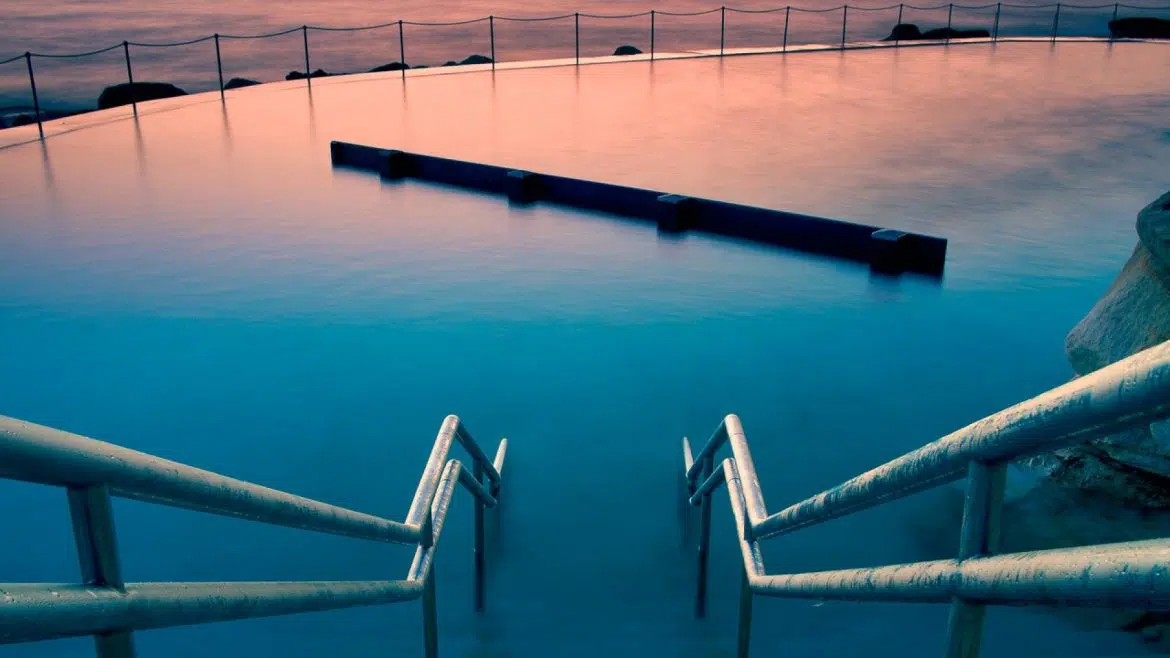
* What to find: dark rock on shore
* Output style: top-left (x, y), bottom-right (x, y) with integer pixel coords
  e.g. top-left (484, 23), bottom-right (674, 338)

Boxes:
top-left (882, 23), bottom-right (990, 41)
top-left (10, 114), bottom-right (35, 127)
top-left (224, 77), bottom-right (261, 90)
top-left (442, 61), bottom-right (459, 67)
top-left (369, 61), bottom-right (410, 72)
top-left (1109, 17), bottom-right (1170, 39)
top-left (285, 69), bottom-right (331, 81)
top-left (613, 45), bottom-right (643, 55)
top-left (459, 54), bottom-right (493, 65)
top-left (97, 82), bottom-right (187, 110)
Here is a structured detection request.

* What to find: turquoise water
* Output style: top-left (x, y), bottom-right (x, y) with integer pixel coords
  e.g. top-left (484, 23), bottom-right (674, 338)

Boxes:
top-left (2, 43), bottom-right (1170, 656)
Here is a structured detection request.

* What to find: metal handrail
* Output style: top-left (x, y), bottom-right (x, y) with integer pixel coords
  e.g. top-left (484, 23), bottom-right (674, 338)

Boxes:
top-left (682, 338), bottom-right (1170, 658)
top-left (0, 413), bottom-right (506, 658)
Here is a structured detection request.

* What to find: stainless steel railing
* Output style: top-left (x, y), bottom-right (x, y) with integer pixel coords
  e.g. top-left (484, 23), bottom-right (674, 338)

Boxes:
top-left (0, 413), bottom-right (506, 658)
top-left (681, 339), bottom-right (1170, 658)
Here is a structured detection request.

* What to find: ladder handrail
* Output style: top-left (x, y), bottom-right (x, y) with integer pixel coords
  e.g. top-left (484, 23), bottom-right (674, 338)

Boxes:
top-left (0, 414), bottom-right (506, 657)
top-left (683, 338), bottom-right (1170, 658)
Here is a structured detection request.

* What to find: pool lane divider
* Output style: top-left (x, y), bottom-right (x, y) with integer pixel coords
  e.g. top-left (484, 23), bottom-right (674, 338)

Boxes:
top-left (330, 141), bottom-right (947, 276)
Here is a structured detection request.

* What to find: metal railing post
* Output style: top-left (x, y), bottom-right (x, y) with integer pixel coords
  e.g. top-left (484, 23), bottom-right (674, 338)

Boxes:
top-left (1051, 3), bottom-right (1061, 42)
top-left (489, 16), bottom-right (496, 70)
top-left (301, 26), bottom-right (311, 87)
top-left (650, 10), bottom-right (656, 60)
top-left (896, 3), bottom-right (905, 45)
top-left (943, 461), bottom-right (1006, 658)
top-left (122, 41), bottom-right (136, 114)
top-left (68, 485), bottom-right (135, 658)
top-left (841, 5), bottom-right (849, 48)
top-left (993, 2), bottom-right (1001, 41)
top-left (214, 34), bottom-right (225, 100)
top-left (721, 6), bottom-right (727, 56)
top-left (695, 455), bottom-right (713, 618)
top-left (783, 6), bottom-right (790, 52)
top-left (473, 459), bottom-right (486, 612)
top-left (575, 13), bottom-right (580, 64)
top-left (24, 52), bottom-right (44, 140)
top-left (946, 3), bottom-right (954, 44)
top-left (421, 508), bottom-right (438, 658)
top-left (1110, 2), bottom-right (1119, 41)
top-left (399, 20), bottom-right (407, 79)
top-left (736, 567), bottom-right (753, 658)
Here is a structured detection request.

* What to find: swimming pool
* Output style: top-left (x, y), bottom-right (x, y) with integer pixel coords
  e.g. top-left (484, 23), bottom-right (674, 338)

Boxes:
top-left (1, 41), bottom-right (1169, 657)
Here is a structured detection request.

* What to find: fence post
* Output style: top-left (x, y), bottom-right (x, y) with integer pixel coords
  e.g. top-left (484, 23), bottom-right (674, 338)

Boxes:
top-left (122, 41), bottom-right (136, 114)
top-left (650, 10), bottom-right (656, 60)
top-left (575, 12), bottom-right (580, 64)
top-left (490, 16), bottom-right (496, 70)
top-left (1051, 3), bottom-right (1061, 42)
top-left (720, 6), bottom-right (726, 56)
top-left (214, 34), bottom-right (225, 100)
top-left (896, 3), bottom-right (904, 45)
top-left (841, 5), bottom-right (849, 49)
top-left (1110, 2), bottom-right (1118, 42)
top-left (301, 26), bottom-right (311, 87)
top-left (399, 20), bottom-right (407, 80)
top-left (24, 53), bottom-right (44, 140)
top-left (993, 2), bottom-right (1001, 41)
top-left (783, 6), bottom-right (790, 52)
top-left (946, 3), bottom-right (953, 43)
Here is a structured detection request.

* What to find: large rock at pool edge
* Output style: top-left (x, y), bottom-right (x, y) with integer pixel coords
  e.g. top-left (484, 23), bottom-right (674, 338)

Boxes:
top-left (97, 82), bottom-right (187, 110)
top-left (882, 23), bottom-right (990, 40)
top-left (459, 54), bottom-right (493, 65)
top-left (286, 69), bottom-right (331, 81)
top-left (223, 77), bottom-right (261, 90)
top-left (613, 45), bottom-right (643, 56)
top-left (883, 23), bottom-right (922, 40)
top-left (369, 61), bottom-right (410, 73)
top-left (1109, 17), bottom-right (1170, 39)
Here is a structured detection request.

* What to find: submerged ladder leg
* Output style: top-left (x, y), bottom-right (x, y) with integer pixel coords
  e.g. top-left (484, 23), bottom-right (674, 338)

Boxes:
top-left (696, 455), bottom-right (714, 618)
top-left (68, 485), bottom-right (136, 658)
top-left (943, 461), bottom-right (1006, 658)
top-left (736, 567), bottom-right (753, 658)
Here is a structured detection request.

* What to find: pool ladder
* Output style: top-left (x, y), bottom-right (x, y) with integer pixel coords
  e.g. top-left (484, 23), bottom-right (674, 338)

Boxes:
top-left (0, 414), bottom-right (505, 658)
top-left (682, 338), bottom-right (1170, 658)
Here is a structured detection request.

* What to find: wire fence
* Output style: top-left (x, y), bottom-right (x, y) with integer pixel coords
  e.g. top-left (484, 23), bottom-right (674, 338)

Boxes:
top-left (2, 1), bottom-right (1168, 137)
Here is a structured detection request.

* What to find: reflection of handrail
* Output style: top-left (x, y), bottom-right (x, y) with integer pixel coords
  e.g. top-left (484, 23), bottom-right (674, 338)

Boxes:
top-left (0, 413), bottom-right (507, 658)
top-left (682, 339), bottom-right (1170, 657)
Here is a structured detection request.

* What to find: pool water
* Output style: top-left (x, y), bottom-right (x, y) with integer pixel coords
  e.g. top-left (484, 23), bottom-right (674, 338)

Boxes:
top-left (1, 42), bottom-right (1169, 657)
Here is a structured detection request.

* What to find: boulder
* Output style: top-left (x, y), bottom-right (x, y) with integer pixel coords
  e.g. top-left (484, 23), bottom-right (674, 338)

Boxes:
top-left (883, 23), bottom-right (922, 40)
top-left (882, 23), bottom-right (990, 41)
top-left (442, 61), bottom-right (459, 67)
top-left (459, 54), bottom-right (493, 65)
top-left (285, 69), bottom-right (331, 81)
top-left (96, 82), bottom-right (187, 110)
top-left (223, 77), bottom-right (261, 90)
top-left (10, 114), bottom-right (35, 127)
top-left (1109, 17), bottom-right (1170, 39)
top-left (369, 61), bottom-right (410, 73)
top-left (613, 45), bottom-right (643, 56)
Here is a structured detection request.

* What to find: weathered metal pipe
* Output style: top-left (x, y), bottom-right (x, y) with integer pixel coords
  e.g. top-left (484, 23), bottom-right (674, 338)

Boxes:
top-left (723, 460), bottom-right (766, 578)
top-left (725, 416), bottom-right (766, 529)
top-left (753, 340), bottom-right (1170, 540)
top-left (690, 458), bottom-right (727, 505)
top-left (751, 538), bottom-right (1170, 608)
top-left (405, 416), bottom-right (461, 528)
top-left (457, 460), bottom-right (497, 508)
top-left (0, 579), bottom-right (423, 644)
top-left (455, 424), bottom-right (502, 486)
top-left (686, 419), bottom-right (729, 483)
top-left (0, 416), bottom-right (419, 545)
top-left (407, 461), bottom-right (461, 583)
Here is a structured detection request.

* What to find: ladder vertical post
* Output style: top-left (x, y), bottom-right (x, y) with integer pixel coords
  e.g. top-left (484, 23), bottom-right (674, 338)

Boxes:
top-left (24, 53), bottom-right (44, 140)
top-left (695, 455), bottom-right (713, 618)
top-left (782, 7), bottom-right (790, 52)
top-left (68, 485), bottom-right (135, 658)
top-left (214, 34), bottom-right (225, 100)
top-left (489, 16), bottom-right (496, 70)
top-left (421, 507), bottom-right (439, 658)
top-left (301, 26), bottom-right (311, 87)
top-left (736, 567), bottom-right (753, 658)
top-left (943, 461), bottom-right (1006, 658)
top-left (473, 459), bottom-right (486, 612)
top-left (122, 41), bottom-right (136, 114)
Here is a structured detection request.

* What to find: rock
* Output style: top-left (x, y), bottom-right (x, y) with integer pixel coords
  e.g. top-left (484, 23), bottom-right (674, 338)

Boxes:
top-left (10, 114), bottom-right (35, 127)
top-left (459, 54), bottom-right (493, 65)
top-left (285, 69), bottom-right (331, 81)
top-left (223, 77), bottom-right (261, 90)
top-left (369, 61), bottom-right (410, 73)
top-left (613, 45), bottom-right (643, 56)
top-left (442, 61), bottom-right (459, 67)
top-left (883, 23), bottom-right (922, 40)
top-left (96, 82), bottom-right (187, 110)
top-left (882, 23), bottom-right (990, 41)
top-left (1109, 17), bottom-right (1170, 39)
top-left (413, 65), bottom-right (430, 70)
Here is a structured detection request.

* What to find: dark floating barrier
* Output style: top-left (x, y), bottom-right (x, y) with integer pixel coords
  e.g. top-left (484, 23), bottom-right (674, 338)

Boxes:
top-left (330, 141), bottom-right (947, 276)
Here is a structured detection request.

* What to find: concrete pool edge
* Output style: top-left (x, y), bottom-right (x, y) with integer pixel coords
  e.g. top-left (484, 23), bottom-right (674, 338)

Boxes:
top-left (331, 141), bottom-right (948, 276)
